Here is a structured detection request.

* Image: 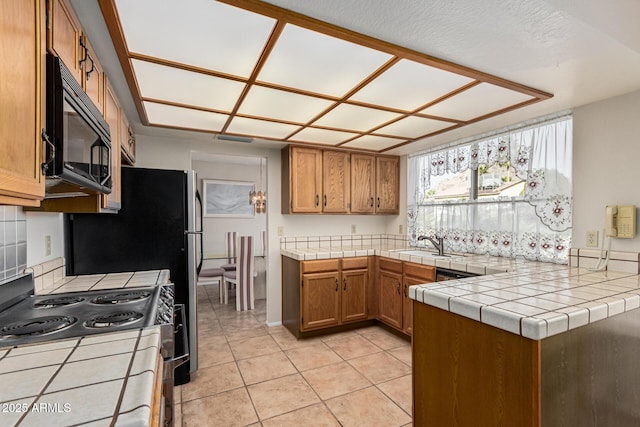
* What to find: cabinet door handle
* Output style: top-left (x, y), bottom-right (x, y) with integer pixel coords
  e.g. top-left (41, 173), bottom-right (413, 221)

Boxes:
top-left (377, 197), bottom-right (381, 208)
top-left (396, 282), bottom-right (401, 295)
top-left (404, 283), bottom-right (408, 297)
top-left (343, 277), bottom-right (347, 291)
top-left (324, 195), bottom-right (327, 207)
top-left (335, 278), bottom-right (339, 292)
top-left (41, 129), bottom-right (55, 173)
top-left (315, 194), bottom-right (320, 207)
top-left (370, 197), bottom-right (374, 208)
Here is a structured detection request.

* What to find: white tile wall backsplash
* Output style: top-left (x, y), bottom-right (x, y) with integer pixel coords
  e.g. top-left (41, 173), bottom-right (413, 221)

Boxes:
top-left (0, 206), bottom-right (27, 282)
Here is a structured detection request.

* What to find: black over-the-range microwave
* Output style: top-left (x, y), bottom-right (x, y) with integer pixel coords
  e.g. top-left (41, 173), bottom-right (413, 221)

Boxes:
top-left (42, 53), bottom-right (112, 197)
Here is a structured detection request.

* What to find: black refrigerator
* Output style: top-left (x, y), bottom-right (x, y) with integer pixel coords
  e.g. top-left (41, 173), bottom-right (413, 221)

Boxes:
top-left (64, 167), bottom-right (202, 385)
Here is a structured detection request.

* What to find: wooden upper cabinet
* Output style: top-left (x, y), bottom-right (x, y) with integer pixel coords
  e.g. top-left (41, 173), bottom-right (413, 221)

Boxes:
top-left (322, 150), bottom-right (350, 213)
top-left (376, 156), bottom-right (399, 214)
top-left (120, 112), bottom-right (136, 165)
top-left (282, 145), bottom-right (399, 215)
top-left (47, 0), bottom-right (82, 86)
top-left (351, 154), bottom-right (376, 213)
top-left (48, 0), bottom-right (105, 115)
top-left (282, 146), bottom-right (322, 213)
top-left (80, 36), bottom-right (104, 115)
top-left (103, 82), bottom-right (121, 211)
top-left (0, 0), bottom-right (45, 207)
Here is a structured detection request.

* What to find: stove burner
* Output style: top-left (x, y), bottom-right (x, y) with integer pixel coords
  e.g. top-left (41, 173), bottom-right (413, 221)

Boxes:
top-left (90, 291), bottom-right (151, 305)
top-left (0, 316), bottom-right (77, 339)
top-left (34, 296), bottom-right (85, 309)
top-left (84, 311), bottom-right (144, 328)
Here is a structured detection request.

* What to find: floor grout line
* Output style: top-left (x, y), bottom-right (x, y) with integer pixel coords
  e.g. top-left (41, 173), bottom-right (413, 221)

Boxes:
top-left (186, 285), bottom-right (413, 426)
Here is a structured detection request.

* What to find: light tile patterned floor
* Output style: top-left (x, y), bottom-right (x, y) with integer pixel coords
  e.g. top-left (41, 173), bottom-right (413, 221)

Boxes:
top-left (174, 284), bottom-right (413, 426)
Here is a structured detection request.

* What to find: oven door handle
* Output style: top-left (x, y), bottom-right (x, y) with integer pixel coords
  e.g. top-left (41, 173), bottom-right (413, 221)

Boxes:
top-left (169, 303), bottom-right (190, 368)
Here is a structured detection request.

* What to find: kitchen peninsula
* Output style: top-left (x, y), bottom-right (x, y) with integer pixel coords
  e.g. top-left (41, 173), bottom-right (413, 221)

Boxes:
top-left (410, 265), bottom-right (640, 426)
top-left (281, 235), bottom-right (640, 425)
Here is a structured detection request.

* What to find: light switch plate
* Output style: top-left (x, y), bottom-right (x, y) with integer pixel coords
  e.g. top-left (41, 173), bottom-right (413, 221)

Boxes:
top-left (399, 224), bottom-right (403, 234)
top-left (586, 230), bottom-right (598, 248)
top-left (45, 235), bottom-right (52, 256)
top-left (351, 224), bottom-right (356, 234)
top-left (277, 226), bottom-right (284, 237)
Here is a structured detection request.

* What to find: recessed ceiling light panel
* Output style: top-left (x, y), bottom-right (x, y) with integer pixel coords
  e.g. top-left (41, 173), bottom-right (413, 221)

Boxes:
top-left (289, 127), bottom-right (359, 145)
top-left (376, 116), bottom-right (455, 138)
top-left (421, 83), bottom-right (535, 121)
top-left (258, 24), bottom-right (392, 97)
top-left (144, 101), bottom-right (228, 132)
top-left (342, 135), bottom-right (404, 151)
top-left (238, 85), bottom-right (334, 123)
top-left (115, 0), bottom-right (276, 77)
top-left (350, 59), bottom-right (475, 111)
top-left (313, 103), bottom-right (401, 132)
top-left (226, 116), bottom-right (301, 139)
top-left (132, 59), bottom-right (244, 111)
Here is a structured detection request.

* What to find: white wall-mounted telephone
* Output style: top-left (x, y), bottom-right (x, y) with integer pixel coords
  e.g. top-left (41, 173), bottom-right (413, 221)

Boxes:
top-left (605, 205), bottom-right (637, 238)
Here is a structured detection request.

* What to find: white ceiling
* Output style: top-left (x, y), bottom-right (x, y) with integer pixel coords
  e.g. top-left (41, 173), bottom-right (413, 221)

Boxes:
top-left (72, 0), bottom-right (640, 156)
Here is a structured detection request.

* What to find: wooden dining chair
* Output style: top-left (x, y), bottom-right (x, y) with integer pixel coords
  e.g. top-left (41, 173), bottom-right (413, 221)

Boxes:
top-left (222, 235), bottom-right (254, 311)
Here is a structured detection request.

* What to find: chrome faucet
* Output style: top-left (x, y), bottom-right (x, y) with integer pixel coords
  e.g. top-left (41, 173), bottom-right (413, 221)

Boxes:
top-left (417, 235), bottom-right (445, 256)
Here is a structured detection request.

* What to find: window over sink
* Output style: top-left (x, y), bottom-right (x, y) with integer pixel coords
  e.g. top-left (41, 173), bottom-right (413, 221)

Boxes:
top-left (408, 114), bottom-right (573, 263)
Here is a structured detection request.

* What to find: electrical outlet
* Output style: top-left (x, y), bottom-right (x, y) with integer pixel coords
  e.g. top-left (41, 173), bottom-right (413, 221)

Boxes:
top-left (45, 235), bottom-right (51, 256)
top-left (277, 226), bottom-right (284, 237)
top-left (399, 224), bottom-right (403, 234)
top-left (351, 224), bottom-right (356, 234)
top-left (586, 230), bottom-right (598, 248)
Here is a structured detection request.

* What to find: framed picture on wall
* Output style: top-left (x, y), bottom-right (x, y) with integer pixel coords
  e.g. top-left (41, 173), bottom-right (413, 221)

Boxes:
top-left (203, 179), bottom-right (255, 217)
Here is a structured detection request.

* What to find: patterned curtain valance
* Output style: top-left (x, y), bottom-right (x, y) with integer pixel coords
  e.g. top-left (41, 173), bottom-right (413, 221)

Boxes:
top-left (408, 117), bottom-right (573, 263)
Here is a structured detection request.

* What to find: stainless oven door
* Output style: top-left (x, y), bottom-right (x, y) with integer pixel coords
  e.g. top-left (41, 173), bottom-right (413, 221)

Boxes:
top-left (162, 303), bottom-right (189, 427)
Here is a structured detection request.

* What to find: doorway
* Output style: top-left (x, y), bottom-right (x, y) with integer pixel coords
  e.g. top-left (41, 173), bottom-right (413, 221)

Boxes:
top-left (191, 152), bottom-right (268, 313)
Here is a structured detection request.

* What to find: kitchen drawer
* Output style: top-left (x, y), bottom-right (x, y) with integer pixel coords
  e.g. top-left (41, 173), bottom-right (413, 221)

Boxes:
top-left (301, 259), bottom-right (340, 273)
top-left (341, 256), bottom-right (368, 270)
top-left (379, 257), bottom-right (403, 274)
top-left (404, 263), bottom-right (435, 281)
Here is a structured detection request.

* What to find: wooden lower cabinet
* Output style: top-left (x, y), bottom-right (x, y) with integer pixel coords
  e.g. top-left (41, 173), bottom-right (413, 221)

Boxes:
top-left (282, 256), bottom-right (370, 336)
top-left (283, 255), bottom-right (432, 337)
top-left (301, 270), bottom-right (341, 330)
top-left (379, 269), bottom-right (403, 330)
top-left (403, 262), bottom-right (436, 335)
top-left (341, 268), bottom-right (367, 323)
top-left (300, 257), bottom-right (369, 332)
top-left (378, 257), bottom-right (435, 335)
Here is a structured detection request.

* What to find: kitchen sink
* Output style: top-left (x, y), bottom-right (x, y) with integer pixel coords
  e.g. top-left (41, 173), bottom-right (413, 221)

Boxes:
top-left (392, 249), bottom-right (452, 258)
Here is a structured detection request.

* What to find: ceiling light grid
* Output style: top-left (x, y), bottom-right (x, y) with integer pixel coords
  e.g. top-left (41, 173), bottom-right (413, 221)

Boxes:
top-left (101, 0), bottom-right (553, 153)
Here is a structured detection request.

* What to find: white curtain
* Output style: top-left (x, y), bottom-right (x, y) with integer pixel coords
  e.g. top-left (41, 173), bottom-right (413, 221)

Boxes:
top-left (408, 117), bottom-right (572, 263)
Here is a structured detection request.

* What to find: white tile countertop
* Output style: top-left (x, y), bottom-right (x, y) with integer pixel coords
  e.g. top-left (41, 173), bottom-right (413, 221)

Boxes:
top-left (22, 257), bottom-right (170, 295)
top-left (281, 244), bottom-right (640, 340)
top-left (410, 267), bottom-right (640, 340)
top-left (38, 270), bottom-right (171, 295)
top-left (0, 327), bottom-right (161, 426)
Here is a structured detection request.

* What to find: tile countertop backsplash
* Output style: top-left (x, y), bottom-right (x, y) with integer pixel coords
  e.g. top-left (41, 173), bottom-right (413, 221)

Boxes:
top-left (0, 206), bottom-right (27, 283)
top-left (281, 235), bottom-right (640, 340)
top-left (22, 257), bottom-right (170, 295)
top-left (0, 327), bottom-right (161, 426)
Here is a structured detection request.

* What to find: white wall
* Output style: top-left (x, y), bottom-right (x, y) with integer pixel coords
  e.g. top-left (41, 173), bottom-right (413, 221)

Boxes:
top-left (572, 89), bottom-right (640, 251)
top-left (136, 134), bottom-right (402, 325)
top-left (192, 159), bottom-right (267, 257)
top-left (26, 212), bottom-right (65, 267)
top-left (192, 158), bottom-right (268, 299)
